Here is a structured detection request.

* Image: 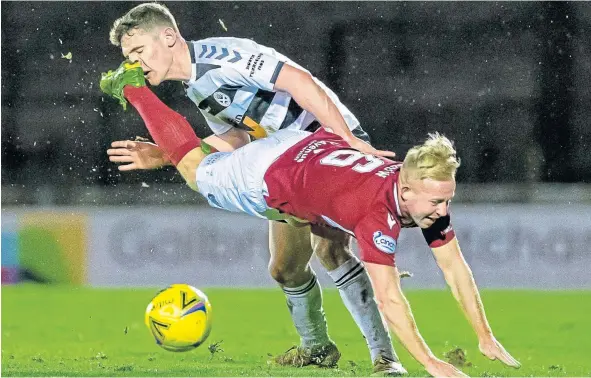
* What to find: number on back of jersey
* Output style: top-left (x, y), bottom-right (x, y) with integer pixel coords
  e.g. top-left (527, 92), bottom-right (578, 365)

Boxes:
top-left (319, 150), bottom-right (385, 173)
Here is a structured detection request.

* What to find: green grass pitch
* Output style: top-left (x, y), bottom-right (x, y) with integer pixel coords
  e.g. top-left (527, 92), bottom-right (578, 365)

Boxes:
top-left (2, 285), bottom-right (590, 376)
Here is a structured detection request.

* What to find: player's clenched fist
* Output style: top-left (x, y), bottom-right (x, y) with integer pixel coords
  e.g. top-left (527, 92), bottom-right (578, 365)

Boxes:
top-left (106, 140), bottom-right (169, 171)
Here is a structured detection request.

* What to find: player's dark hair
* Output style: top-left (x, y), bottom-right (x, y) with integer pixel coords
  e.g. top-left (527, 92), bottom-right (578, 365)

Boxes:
top-left (109, 3), bottom-right (179, 46)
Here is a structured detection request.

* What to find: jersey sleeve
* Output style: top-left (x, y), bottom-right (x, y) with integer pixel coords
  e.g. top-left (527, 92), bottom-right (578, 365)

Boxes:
top-left (354, 211), bottom-right (401, 267)
top-left (195, 42), bottom-right (285, 92)
top-left (421, 215), bottom-right (455, 248)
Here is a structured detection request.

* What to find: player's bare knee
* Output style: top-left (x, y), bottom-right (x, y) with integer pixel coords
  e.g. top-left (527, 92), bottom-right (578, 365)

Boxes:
top-left (268, 263), bottom-right (288, 285)
top-left (268, 260), bottom-right (311, 287)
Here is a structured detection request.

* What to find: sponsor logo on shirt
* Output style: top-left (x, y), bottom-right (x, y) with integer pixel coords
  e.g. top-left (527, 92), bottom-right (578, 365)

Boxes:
top-left (245, 54), bottom-right (255, 70)
top-left (233, 114), bottom-right (244, 126)
top-left (373, 231), bottom-right (397, 254)
top-left (246, 53), bottom-right (264, 78)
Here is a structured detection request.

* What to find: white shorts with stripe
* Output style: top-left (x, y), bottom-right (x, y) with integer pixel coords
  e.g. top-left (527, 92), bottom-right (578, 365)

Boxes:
top-left (195, 129), bottom-right (310, 219)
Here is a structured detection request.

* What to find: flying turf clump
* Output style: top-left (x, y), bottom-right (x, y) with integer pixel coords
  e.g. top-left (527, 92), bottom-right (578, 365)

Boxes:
top-left (444, 347), bottom-right (472, 367)
top-left (208, 340), bottom-right (224, 360)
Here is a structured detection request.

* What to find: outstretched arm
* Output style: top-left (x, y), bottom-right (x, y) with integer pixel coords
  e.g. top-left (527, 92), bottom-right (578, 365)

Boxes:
top-left (432, 237), bottom-right (521, 368)
top-left (274, 64), bottom-right (394, 157)
top-left (365, 262), bottom-right (467, 377)
top-left (106, 133), bottom-right (241, 171)
top-left (107, 140), bottom-right (170, 171)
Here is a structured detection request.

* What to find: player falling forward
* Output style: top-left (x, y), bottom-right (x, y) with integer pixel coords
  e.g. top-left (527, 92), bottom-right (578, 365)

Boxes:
top-left (100, 62), bottom-right (521, 377)
top-left (104, 3), bottom-right (401, 374)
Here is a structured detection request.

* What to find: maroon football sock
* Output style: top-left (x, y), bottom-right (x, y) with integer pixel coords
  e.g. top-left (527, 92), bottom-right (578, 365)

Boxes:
top-left (123, 86), bottom-right (200, 165)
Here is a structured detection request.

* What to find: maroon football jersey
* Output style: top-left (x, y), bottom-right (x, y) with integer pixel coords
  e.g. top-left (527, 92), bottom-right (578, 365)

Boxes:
top-left (264, 129), bottom-right (455, 266)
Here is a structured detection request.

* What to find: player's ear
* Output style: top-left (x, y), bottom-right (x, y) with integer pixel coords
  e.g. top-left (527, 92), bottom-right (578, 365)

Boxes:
top-left (400, 186), bottom-right (410, 202)
top-left (163, 27), bottom-right (177, 47)
top-left (401, 182), bottom-right (419, 202)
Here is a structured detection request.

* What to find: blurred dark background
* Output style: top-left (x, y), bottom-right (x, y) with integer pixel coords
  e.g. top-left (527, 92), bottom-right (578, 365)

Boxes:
top-left (2, 2), bottom-right (590, 206)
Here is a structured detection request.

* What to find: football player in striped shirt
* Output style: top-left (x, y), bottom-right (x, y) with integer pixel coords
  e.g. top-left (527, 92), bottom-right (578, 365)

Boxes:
top-left (103, 3), bottom-right (402, 374)
top-left (100, 60), bottom-right (521, 376)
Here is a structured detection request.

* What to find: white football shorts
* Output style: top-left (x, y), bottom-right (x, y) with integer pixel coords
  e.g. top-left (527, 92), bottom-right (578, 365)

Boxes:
top-left (195, 129), bottom-right (310, 219)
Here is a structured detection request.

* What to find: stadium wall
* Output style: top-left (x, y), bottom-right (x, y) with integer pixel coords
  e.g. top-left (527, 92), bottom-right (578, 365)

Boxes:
top-left (1, 211), bottom-right (87, 284)
top-left (2, 205), bottom-right (590, 289)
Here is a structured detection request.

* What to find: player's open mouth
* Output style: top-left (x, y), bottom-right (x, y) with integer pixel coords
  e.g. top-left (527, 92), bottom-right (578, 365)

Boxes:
top-left (144, 71), bottom-right (151, 78)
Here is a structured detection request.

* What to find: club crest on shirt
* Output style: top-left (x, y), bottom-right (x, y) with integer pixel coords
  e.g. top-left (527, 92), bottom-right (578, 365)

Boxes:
top-left (373, 231), bottom-right (396, 254)
top-left (213, 91), bottom-right (231, 107)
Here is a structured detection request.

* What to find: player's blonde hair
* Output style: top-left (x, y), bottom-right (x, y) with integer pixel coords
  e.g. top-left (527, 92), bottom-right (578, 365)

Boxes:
top-left (109, 3), bottom-right (179, 46)
top-left (402, 133), bottom-right (460, 182)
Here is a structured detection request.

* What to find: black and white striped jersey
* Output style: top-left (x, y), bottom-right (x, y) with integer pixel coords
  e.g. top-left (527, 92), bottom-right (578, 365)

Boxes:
top-left (184, 37), bottom-right (360, 139)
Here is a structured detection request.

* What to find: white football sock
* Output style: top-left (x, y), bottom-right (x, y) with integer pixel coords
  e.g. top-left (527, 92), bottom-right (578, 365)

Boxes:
top-left (282, 273), bottom-right (331, 349)
top-left (328, 256), bottom-right (398, 362)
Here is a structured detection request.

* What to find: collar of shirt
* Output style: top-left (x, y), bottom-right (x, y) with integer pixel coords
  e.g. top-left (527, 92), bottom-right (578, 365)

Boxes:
top-left (183, 41), bottom-right (198, 86)
top-left (185, 63), bottom-right (197, 86)
top-left (393, 182), bottom-right (402, 217)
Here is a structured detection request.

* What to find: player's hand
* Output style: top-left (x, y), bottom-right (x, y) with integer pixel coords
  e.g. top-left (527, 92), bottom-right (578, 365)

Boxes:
top-left (107, 140), bottom-right (170, 171)
top-left (424, 358), bottom-right (468, 377)
top-left (479, 336), bottom-right (521, 368)
top-left (347, 136), bottom-right (396, 158)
